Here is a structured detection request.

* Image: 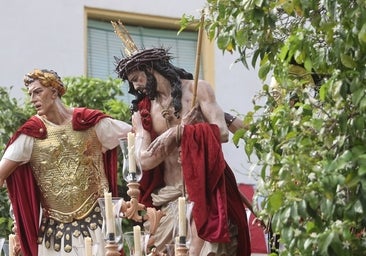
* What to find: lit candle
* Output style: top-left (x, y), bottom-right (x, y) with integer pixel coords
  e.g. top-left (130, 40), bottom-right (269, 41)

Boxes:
top-left (8, 234), bottom-right (15, 256)
top-left (178, 197), bottom-right (187, 238)
top-left (104, 191), bottom-right (116, 239)
top-left (84, 237), bottom-right (92, 256)
top-left (133, 225), bottom-right (142, 256)
top-left (127, 132), bottom-right (136, 173)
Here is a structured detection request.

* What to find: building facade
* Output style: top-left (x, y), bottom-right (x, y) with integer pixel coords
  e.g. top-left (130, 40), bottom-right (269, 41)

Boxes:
top-left (0, 0), bottom-right (262, 185)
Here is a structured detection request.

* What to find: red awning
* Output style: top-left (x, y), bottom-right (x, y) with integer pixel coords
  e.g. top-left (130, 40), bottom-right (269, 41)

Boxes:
top-left (238, 184), bottom-right (268, 254)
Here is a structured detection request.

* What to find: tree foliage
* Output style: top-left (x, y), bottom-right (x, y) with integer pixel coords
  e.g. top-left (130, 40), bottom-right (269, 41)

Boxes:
top-left (62, 76), bottom-right (130, 122)
top-left (195, 0), bottom-right (366, 255)
top-left (0, 86), bottom-right (32, 238)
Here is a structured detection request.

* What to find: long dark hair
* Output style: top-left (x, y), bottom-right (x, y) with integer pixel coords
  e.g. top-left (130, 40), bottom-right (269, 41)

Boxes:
top-left (129, 60), bottom-right (193, 119)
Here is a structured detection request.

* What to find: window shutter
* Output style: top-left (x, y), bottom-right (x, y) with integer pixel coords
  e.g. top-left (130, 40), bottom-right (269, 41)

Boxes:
top-left (88, 20), bottom-right (197, 79)
top-left (87, 19), bottom-right (199, 102)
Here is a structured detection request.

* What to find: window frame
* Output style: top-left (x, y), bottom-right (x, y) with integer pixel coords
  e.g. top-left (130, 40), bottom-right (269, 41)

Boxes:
top-left (84, 8), bottom-right (215, 86)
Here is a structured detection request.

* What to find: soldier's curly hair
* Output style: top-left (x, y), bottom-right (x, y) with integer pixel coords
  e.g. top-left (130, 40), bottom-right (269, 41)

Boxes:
top-left (24, 69), bottom-right (66, 96)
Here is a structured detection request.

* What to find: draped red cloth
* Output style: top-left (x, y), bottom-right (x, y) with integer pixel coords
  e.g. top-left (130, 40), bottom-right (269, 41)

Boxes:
top-left (5, 107), bottom-right (118, 256)
top-left (137, 98), bottom-right (165, 208)
top-left (136, 97), bottom-right (250, 255)
top-left (181, 123), bottom-right (251, 256)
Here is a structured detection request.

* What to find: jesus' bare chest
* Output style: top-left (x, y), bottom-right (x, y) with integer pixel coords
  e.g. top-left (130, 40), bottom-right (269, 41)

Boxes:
top-left (150, 100), bottom-right (189, 135)
top-left (150, 103), bottom-right (180, 135)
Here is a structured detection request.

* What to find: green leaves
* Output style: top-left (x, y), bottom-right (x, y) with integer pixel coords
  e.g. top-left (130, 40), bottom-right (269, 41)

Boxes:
top-left (63, 76), bottom-right (130, 121)
top-left (258, 62), bottom-right (271, 80)
top-left (193, 0), bottom-right (366, 254)
top-left (268, 191), bottom-right (284, 212)
top-left (0, 187), bottom-right (13, 238)
top-left (358, 23), bottom-right (366, 44)
top-left (340, 54), bottom-right (356, 69)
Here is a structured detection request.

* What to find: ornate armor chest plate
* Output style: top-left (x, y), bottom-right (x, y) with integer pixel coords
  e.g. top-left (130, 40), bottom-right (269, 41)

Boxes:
top-left (30, 120), bottom-right (109, 222)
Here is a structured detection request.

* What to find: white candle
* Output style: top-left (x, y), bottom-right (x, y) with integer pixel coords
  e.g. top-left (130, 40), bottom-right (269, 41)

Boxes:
top-left (127, 132), bottom-right (136, 173)
top-left (84, 237), bottom-right (92, 256)
top-left (104, 191), bottom-right (115, 238)
top-left (178, 197), bottom-right (187, 237)
top-left (133, 225), bottom-right (142, 256)
top-left (8, 234), bottom-right (15, 256)
top-left (175, 236), bottom-right (179, 254)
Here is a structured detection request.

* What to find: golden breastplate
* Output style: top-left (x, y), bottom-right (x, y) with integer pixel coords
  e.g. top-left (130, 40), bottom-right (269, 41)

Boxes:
top-left (30, 120), bottom-right (109, 223)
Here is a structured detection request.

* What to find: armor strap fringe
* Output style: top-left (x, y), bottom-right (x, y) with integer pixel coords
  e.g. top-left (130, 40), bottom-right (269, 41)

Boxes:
top-left (37, 204), bottom-right (103, 253)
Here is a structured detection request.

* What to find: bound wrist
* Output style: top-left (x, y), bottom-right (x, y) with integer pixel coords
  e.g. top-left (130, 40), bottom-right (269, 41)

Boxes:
top-left (175, 124), bottom-right (183, 146)
top-left (224, 112), bottom-right (237, 127)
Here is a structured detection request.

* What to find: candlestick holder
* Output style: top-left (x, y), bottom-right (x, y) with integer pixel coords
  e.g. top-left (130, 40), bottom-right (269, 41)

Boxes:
top-left (124, 230), bottom-right (150, 256)
top-left (175, 243), bottom-right (189, 256)
top-left (165, 243), bottom-right (175, 256)
top-left (105, 240), bottom-right (121, 256)
top-left (120, 138), bottom-right (145, 222)
top-left (171, 200), bottom-right (194, 248)
top-left (126, 181), bottom-right (145, 222)
top-left (120, 138), bottom-right (143, 183)
top-left (97, 197), bottom-right (124, 251)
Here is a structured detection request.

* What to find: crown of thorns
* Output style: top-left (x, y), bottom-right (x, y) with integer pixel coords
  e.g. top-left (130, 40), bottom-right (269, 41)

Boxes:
top-left (111, 20), bottom-right (172, 80)
top-left (114, 48), bottom-right (172, 80)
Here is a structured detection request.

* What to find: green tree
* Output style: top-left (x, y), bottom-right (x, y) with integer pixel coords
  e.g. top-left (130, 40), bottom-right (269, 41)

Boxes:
top-left (0, 86), bottom-right (33, 238)
top-left (62, 76), bottom-right (130, 121)
top-left (183, 0), bottom-right (366, 255)
top-left (0, 76), bottom-right (130, 238)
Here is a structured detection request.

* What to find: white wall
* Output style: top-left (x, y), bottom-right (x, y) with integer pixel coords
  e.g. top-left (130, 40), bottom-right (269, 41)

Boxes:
top-left (215, 51), bottom-right (262, 184)
top-left (0, 0), bottom-right (262, 184)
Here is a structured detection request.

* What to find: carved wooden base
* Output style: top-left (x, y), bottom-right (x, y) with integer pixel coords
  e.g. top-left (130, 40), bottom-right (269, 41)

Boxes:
top-left (127, 182), bottom-right (140, 199)
top-left (105, 240), bottom-right (120, 256)
top-left (144, 207), bottom-right (165, 233)
top-left (175, 244), bottom-right (189, 256)
top-left (123, 182), bottom-right (143, 222)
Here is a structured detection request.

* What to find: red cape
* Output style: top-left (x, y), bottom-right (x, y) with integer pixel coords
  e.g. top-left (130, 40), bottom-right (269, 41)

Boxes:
top-left (5, 108), bottom-right (118, 256)
top-left (181, 123), bottom-right (251, 256)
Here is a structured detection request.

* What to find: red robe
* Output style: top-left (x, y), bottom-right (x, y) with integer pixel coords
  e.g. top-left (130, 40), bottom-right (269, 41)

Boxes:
top-left (5, 108), bottom-right (118, 256)
top-left (138, 98), bottom-right (251, 256)
top-left (181, 123), bottom-right (251, 256)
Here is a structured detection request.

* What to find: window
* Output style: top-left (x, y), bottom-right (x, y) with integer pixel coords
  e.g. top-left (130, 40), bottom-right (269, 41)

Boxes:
top-left (87, 19), bottom-right (199, 103)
